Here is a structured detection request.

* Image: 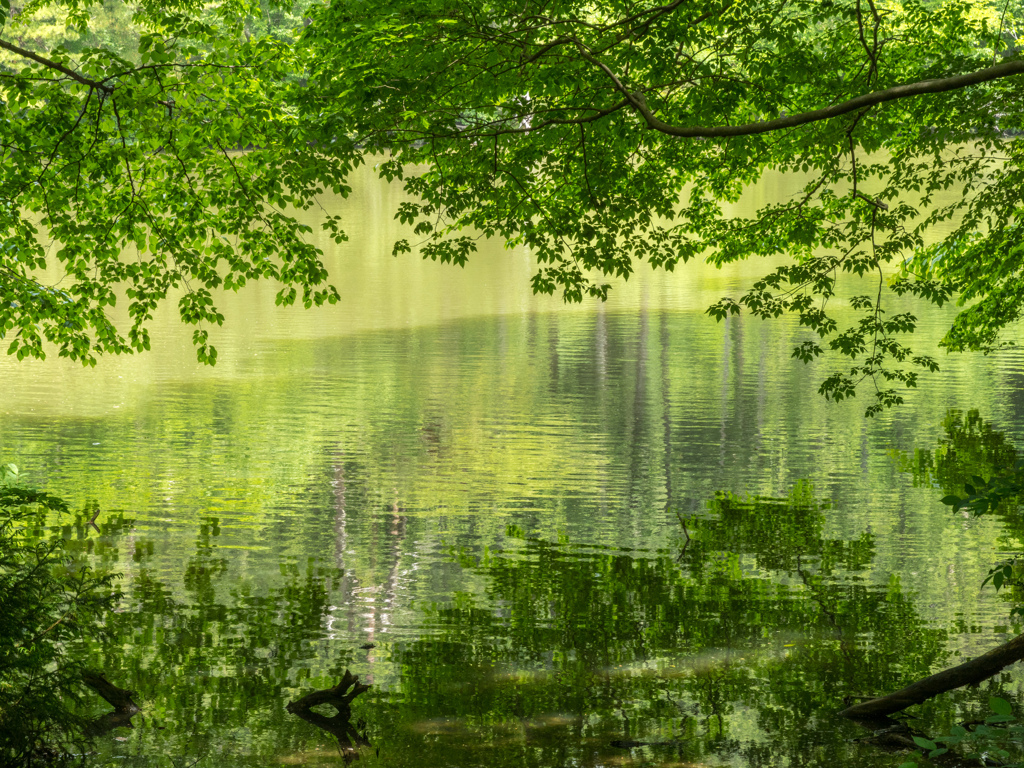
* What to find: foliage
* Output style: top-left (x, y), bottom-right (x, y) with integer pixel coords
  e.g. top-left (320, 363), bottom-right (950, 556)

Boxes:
top-left (79, 515), bottom-right (359, 764)
top-left (1, 0), bottom-right (1024, 400)
top-left (892, 409), bottom-right (1019, 497)
top-left (892, 408), bottom-right (1024, 618)
top-left (298, 0), bottom-right (1024, 413)
top-left (940, 464), bottom-right (1024, 518)
top-left (892, 407), bottom-right (1024, 521)
top-left (898, 696), bottom-right (1024, 768)
top-left (894, 410), bottom-right (1024, 610)
top-left (40, 467), bottom-right (961, 766)
top-left (0, 0), bottom-right (354, 365)
top-left (0, 464), bottom-right (120, 767)
top-left (942, 450), bottom-right (1024, 612)
top-left (0, 0), bottom-right (141, 67)
top-left (364, 487), bottom-right (946, 767)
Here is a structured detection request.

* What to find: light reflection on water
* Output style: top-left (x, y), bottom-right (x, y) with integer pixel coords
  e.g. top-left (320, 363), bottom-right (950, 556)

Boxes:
top-left (2, 168), bottom-right (1024, 765)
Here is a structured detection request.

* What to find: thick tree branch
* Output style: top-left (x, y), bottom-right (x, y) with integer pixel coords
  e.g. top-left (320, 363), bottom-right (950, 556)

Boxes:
top-left (840, 632), bottom-right (1024, 719)
top-left (0, 38), bottom-right (173, 110)
top-left (577, 51), bottom-right (1024, 137)
top-left (0, 38), bottom-right (113, 94)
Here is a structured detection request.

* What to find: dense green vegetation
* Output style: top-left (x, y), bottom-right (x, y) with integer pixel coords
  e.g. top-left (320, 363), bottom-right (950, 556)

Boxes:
top-left (5, 0), bottom-right (1024, 765)
top-left (0, 465), bottom-right (119, 766)
top-left (0, 0), bottom-right (1021, 411)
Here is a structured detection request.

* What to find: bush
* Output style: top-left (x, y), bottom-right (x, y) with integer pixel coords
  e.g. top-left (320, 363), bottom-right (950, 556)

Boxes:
top-left (0, 464), bottom-right (120, 766)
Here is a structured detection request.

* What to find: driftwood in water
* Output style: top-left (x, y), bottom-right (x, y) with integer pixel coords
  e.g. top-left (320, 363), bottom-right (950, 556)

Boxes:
top-left (82, 671), bottom-right (141, 736)
top-left (287, 669), bottom-right (370, 715)
top-left (287, 670), bottom-right (371, 763)
top-left (840, 632), bottom-right (1024, 719)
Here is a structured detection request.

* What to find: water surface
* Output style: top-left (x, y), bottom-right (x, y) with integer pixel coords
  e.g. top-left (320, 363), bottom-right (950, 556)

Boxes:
top-left (3, 164), bottom-right (1024, 767)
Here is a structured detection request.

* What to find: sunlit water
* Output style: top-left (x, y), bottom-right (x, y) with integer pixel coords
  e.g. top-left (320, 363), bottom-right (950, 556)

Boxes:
top-left (3, 163), bottom-right (1024, 766)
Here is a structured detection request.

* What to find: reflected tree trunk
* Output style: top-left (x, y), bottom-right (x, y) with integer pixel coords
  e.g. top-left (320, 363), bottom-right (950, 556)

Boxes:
top-left (82, 671), bottom-right (140, 736)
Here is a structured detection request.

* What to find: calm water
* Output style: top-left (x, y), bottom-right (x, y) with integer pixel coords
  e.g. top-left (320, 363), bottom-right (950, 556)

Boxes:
top-left (3, 164), bottom-right (1024, 767)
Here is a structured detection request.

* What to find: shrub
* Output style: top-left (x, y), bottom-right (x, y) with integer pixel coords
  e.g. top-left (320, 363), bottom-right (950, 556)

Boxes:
top-left (0, 464), bottom-right (120, 766)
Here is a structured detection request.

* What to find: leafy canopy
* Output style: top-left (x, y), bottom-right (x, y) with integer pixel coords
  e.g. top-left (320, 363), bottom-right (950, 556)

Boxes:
top-left (1, 0), bottom-right (1023, 410)
top-left (300, 0), bottom-right (1024, 413)
top-left (0, 0), bottom-right (356, 365)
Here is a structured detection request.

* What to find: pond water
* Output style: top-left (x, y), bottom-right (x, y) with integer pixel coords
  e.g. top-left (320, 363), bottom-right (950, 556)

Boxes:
top-left (3, 164), bottom-right (1024, 767)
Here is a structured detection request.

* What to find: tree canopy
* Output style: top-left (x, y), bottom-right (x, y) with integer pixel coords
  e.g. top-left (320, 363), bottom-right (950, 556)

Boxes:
top-left (1, 0), bottom-right (1022, 410)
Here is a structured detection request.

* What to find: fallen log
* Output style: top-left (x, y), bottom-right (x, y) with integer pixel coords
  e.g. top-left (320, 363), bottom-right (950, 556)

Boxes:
top-left (840, 632), bottom-right (1024, 719)
top-left (82, 671), bottom-right (140, 736)
top-left (286, 669), bottom-right (370, 716)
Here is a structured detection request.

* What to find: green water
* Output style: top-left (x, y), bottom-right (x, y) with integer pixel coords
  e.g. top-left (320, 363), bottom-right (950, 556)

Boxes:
top-left (3, 164), bottom-right (1024, 766)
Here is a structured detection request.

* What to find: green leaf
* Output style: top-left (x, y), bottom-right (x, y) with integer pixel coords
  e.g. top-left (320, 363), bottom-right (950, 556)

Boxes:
top-left (912, 736), bottom-right (938, 750)
top-left (990, 696), bottom-right (1013, 717)
top-left (986, 714), bottom-right (1015, 724)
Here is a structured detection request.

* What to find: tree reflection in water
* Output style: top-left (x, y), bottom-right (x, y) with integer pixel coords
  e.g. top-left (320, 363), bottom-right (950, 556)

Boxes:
top-left (368, 485), bottom-right (948, 767)
top-left (68, 479), bottom-right (1016, 767)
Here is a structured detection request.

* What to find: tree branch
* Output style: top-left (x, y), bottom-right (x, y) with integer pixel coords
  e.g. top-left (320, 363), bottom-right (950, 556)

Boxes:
top-left (0, 37), bottom-right (113, 94)
top-left (840, 632), bottom-right (1024, 720)
top-left (0, 37), bottom-right (174, 109)
top-left (579, 53), bottom-right (1024, 137)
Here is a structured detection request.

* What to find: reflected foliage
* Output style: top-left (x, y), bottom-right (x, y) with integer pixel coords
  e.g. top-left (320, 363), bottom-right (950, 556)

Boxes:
top-left (48, 479), bottom-right (962, 768)
top-left (894, 410), bottom-right (1024, 603)
top-left (29, 409), bottom-right (1024, 767)
top-left (893, 409), bottom-right (1018, 503)
top-left (80, 517), bottom-right (359, 765)
top-left (360, 486), bottom-right (946, 768)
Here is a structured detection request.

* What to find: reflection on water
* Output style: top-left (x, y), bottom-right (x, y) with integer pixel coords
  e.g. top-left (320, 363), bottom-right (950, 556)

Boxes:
top-left (3, 167), bottom-right (1024, 766)
top-left (370, 491), bottom-right (939, 768)
top-left (60, 483), bottom-right (1014, 767)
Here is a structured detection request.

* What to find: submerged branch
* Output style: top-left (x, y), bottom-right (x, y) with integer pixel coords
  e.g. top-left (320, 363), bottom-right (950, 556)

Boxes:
top-left (286, 669), bottom-right (370, 714)
top-left (287, 669), bottom-right (371, 763)
top-left (82, 671), bottom-right (140, 736)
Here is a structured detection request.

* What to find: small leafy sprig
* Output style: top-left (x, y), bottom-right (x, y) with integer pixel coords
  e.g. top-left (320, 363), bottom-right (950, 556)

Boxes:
top-left (898, 697), bottom-right (1024, 768)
